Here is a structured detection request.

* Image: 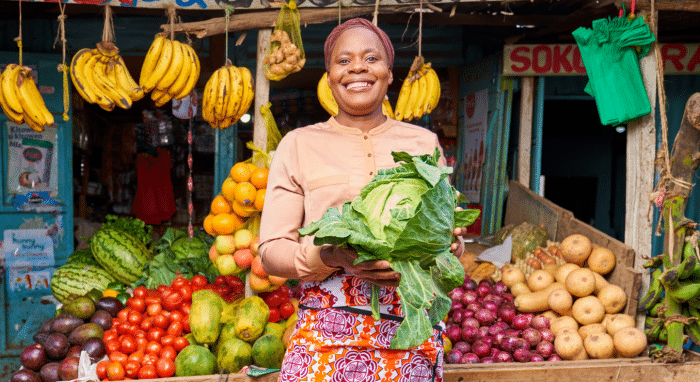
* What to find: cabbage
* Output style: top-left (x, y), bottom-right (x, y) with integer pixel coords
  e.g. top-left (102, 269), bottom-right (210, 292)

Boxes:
top-left (299, 149), bottom-right (479, 349)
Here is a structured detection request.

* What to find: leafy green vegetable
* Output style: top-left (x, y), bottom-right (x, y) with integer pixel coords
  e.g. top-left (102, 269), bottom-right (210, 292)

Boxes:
top-left (132, 227), bottom-right (219, 289)
top-left (299, 149), bottom-right (479, 350)
top-left (66, 248), bottom-right (100, 266)
top-left (101, 214), bottom-right (153, 247)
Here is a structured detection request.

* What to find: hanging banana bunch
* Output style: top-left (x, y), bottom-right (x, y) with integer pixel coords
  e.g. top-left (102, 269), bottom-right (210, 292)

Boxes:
top-left (139, 35), bottom-right (201, 107)
top-left (201, 64), bottom-right (255, 129)
top-left (394, 58), bottom-right (441, 122)
top-left (317, 72), bottom-right (394, 119)
top-left (0, 64), bottom-right (55, 132)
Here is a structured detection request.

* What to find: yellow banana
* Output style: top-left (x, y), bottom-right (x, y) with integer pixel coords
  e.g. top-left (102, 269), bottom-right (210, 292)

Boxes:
top-left (0, 79), bottom-right (24, 124)
top-left (139, 35), bottom-right (166, 91)
top-left (317, 72), bottom-right (338, 116)
top-left (70, 48), bottom-right (102, 105)
top-left (23, 68), bottom-right (54, 127)
top-left (174, 44), bottom-right (200, 100)
top-left (93, 57), bottom-right (132, 110)
top-left (219, 116), bottom-right (233, 130)
top-left (234, 66), bottom-right (254, 122)
top-left (156, 40), bottom-right (184, 92)
top-left (151, 88), bottom-right (172, 107)
top-left (393, 72), bottom-right (413, 121)
top-left (225, 65), bottom-right (243, 125)
top-left (413, 68), bottom-right (430, 119)
top-left (16, 68), bottom-right (47, 131)
top-left (403, 75), bottom-right (420, 121)
top-left (425, 67), bottom-right (441, 114)
top-left (114, 56), bottom-right (144, 102)
top-left (96, 41), bottom-right (119, 58)
top-left (168, 42), bottom-right (193, 100)
top-left (1, 64), bottom-right (24, 115)
top-left (214, 67), bottom-right (229, 122)
top-left (202, 69), bottom-right (220, 125)
top-left (142, 38), bottom-right (173, 93)
top-left (382, 96), bottom-right (394, 119)
top-left (83, 52), bottom-right (115, 111)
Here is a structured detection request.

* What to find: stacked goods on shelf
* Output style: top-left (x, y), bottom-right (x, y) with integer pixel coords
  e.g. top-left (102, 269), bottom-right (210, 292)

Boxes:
top-left (0, 63), bottom-right (55, 131)
top-left (394, 57), bottom-right (441, 122)
top-left (201, 64), bottom-right (254, 129)
top-left (139, 35), bottom-right (201, 106)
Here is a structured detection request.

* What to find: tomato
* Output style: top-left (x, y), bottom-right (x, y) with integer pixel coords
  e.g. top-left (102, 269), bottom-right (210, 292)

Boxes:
top-left (141, 353), bottom-right (158, 366)
top-left (182, 315), bottom-right (191, 333)
top-left (126, 311), bottom-right (143, 326)
top-left (173, 336), bottom-right (189, 352)
top-left (169, 310), bottom-right (184, 324)
top-left (276, 284), bottom-right (291, 298)
top-left (105, 339), bottom-right (121, 355)
top-left (155, 358), bottom-right (176, 378)
top-left (162, 291), bottom-right (183, 311)
top-left (132, 286), bottom-right (148, 299)
top-left (160, 334), bottom-right (175, 347)
top-left (104, 330), bottom-right (119, 342)
top-left (160, 345), bottom-right (177, 361)
top-left (215, 275), bottom-right (227, 285)
top-left (156, 284), bottom-right (168, 294)
top-left (127, 351), bottom-right (144, 364)
top-left (138, 364), bottom-right (157, 379)
top-left (115, 322), bottom-right (130, 335)
top-left (268, 308), bottom-right (281, 323)
top-left (106, 361), bottom-right (125, 381)
top-left (146, 303), bottom-right (163, 317)
top-left (191, 275), bottom-right (207, 288)
top-left (134, 329), bottom-right (146, 339)
top-left (166, 321), bottom-right (184, 337)
top-left (264, 292), bottom-right (285, 308)
top-left (153, 314), bottom-right (170, 329)
top-left (117, 308), bottom-right (131, 322)
top-left (144, 295), bottom-right (162, 305)
top-left (147, 327), bottom-right (165, 342)
top-left (96, 360), bottom-right (109, 380)
top-left (124, 360), bottom-right (140, 379)
top-left (180, 302), bottom-right (191, 315)
top-left (127, 298), bottom-right (146, 313)
top-left (109, 351), bottom-right (128, 365)
top-left (120, 335), bottom-right (137, 354)
top-left (178, 285), bottom-right (193, 302)
top-left (171, 277), bottom-right (188, 290)
top-left (136, 337), bottom-right (148, 352)
top-left (145, 340), bottom-right (162, 355)
top-left (140, 316), bottom-right (154, 331)
top-left (279, 301), bottom-right (295, 319)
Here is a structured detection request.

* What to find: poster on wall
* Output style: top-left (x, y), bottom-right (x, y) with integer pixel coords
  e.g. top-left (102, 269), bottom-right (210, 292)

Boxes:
top-left (3, 229), bottom-right (55, 295)
top-left (462, 89), bottom-right (488, 204)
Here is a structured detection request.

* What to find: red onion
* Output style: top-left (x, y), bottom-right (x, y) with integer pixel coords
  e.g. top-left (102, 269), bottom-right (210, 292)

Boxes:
top-left (460, 353), bottom-right (480, 364)
top-left (461, 290), bottom-right (478, 306)
top-left (466, 302), bottom-right (481, 314)
top-left (536, 340), bottom-right (554, 358)
top-left (449, 288), bottom-right (465, 302)
top-left (514, 338), bottom-right (529, 350)
top-left (446, 325), bottom-right (462, 344)
top-left (461, 325), bottom-right (479, 343)
top-left (482, 300), bottom-right (499, 314)
top-left (480, 334), bottom-right (494, 348)
top-left (530, 354), bottom-right (545, 362)
top-left (463, 279), bottom-right (478, 291)
top-left (446, 350), bottom-right (462, 364)
top-left (450, 300), bottom-right (464, 314)
top-left (453, 341), bottom-right (471, 354)
top-left (495, 351), bottom-right (514, 363)
top-left (480, 357), bottom-right (495, 363)
top-left (492, 332), bottom-right (506, 348)
top-left (461, 317), bottom-right (480, 329)
top-left (475, 309), bottom-right (496, 326)
top-left (487, 324), bottom-right (505, 337)
top-left (451, 309), bottom-right (465, 324)
top-left (499, 336), bottom-right (519, 353)
top-left (511, 314), bottom-right (531, 330)
top-left (462, 309), bottom-right (475, 319)
top-left (489, 347), bottom-right (500, 358)
top-left (522, 327), bottom-right (543, 348)
top-left (548, 354), bottom-right (562, 362)
top-left (513, 348), bottom-right (532, 363)
top-left (531, 315), bottom-right (550, 330)
top-left (493, 281), bottom-right (508, 295)
top-left (476, 284), bottom-right (492, 298)
top-left (476, 326), bottom-right (490, 341)
top-left (471, 340), bottom-right (491, 359)
top-left (497, 306), bottom-right (516, 324)
top-left (504, 329), bottom-right (522, 338)
top-left (539, 328), bottom-right (554, 343)
top-left (484, 293), bottom-right (504, 305)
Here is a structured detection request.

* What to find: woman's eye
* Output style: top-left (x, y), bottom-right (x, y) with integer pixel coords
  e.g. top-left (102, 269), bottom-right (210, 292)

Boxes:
top-left (367, 56), bottom-right (379, 63)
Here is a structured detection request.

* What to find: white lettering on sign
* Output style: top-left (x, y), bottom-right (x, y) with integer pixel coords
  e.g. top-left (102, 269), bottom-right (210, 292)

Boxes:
top-left (503, 43), bottom-right (700, 76)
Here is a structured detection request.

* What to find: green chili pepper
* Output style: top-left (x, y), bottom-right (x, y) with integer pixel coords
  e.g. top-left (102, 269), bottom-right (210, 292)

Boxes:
top-left (107, 281), bottom-right (128, 292)
top-left (116, 292), bottom-right (130, 305)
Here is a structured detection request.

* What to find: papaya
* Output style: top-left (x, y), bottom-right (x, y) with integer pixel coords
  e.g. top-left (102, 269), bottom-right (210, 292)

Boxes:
top-left (215, 322), bottom-right (238, 354)
top-left (217, 338), bottom-right (252, 373)
top-left (220, 299), bottom-right (241, 324)
top-left (234, 296), bottom-right (270, 342)
top-left (263, 322), bottom-right (285, 340)
top-left (190, 290), bottom-right (225, 344)
top-left (174, 345), bottom-right (217, 377)
top-left (252, 334), bottom-right (285, 369)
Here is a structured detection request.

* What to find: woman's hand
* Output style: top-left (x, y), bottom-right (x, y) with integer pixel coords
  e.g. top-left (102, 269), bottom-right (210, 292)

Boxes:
top-left (320, 245), bottom-right (401, 287)
top-left (450, 207), bottom-right (468, 258)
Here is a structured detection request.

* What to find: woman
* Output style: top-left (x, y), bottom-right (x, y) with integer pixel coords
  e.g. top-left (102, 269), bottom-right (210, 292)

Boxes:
top-left (259, 18), bottom-right (465, 382)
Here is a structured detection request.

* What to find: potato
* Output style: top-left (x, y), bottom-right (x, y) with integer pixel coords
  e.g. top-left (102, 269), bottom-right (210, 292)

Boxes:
top-left (541, 310), bottom-right (560, 323)
top-left (606, 313), bottom-right (636, 336)
top-left (587, 246), bottom-right (616, 275)
top-left (571, 296), bottom-right (605, 325)
top-left (551, 315), bottom-right (579, 336)
top-left (547, 288), bottom-right (573, 316)
top-left (560, 234), bottom-right (592, 266)
top-left (554, 330), bottom-right (586, 360)
top-left (528, 269), bottom-right (555, 292)
top-left (565, 268), bottom-right (596, 297)
top-left (542, 263), bottom-right (559, 277)
top-left (509, 282), bottom-right (531, 297)
top-left (613, 327), bottom-right (647, 358)
top-left (597, 284), bottom-right (627, 314)
top-left (555, 263), bottom-right (581, 283)
top-left (592, 271), bottom-right (609, 294)
top-left (578, 323), bottom-right (607, 341)
top-left (584, 332), bottom-right (615, 359)
top-left (501, 265), bottom-right (526, 287)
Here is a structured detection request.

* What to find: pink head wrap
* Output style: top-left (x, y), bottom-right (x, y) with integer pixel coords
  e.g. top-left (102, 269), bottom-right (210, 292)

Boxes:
top-left (324, 18), bottom-right (395, 71)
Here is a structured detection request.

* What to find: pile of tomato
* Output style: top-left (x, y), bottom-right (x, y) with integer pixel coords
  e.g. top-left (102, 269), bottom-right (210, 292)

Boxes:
top-left (258, 284), bottom-right (295, 323)
top-left (96, 275), bottom-right (245, 380)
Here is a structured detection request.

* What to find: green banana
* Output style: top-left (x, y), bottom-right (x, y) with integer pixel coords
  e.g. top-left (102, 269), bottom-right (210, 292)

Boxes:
top-left (683, 239), bottom-right (698, 260)
top-left (645, 319), bottom-right (664, 342)
top-left (639, 268), bottom-right (664, 311)
top-left (686, 321), bottom-right (700, 347)
top-left (644, 255), bottom-right (665, 269)
top-left (650, 301), bottom-right (665, 317)
top-left (665, 279), bottom-right (700, 303)
top-left (677, 255), bottom-right (698, 279)
top-left (688, 295), bottom-right (700, 309)
top-left (659, 327), bottom-right (668, 342)
top-left (660, 267), bottom-right (681, 287)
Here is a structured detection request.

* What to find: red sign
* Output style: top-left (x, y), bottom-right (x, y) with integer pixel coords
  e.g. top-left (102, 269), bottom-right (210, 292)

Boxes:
top-left (503, 43), bottom-right (700, 76)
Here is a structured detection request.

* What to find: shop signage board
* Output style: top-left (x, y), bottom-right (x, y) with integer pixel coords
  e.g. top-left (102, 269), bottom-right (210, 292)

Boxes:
top-left (503, 43), bottom-right (700, 76)
top-left (6, 0), bottom-right (450, 9)
top-left (461, 89), bottom-right (488, 204)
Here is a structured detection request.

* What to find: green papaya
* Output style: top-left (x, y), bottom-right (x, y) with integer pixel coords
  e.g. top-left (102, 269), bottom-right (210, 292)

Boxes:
top-left (263, 322), bottom-right (285, 340)
top-left (190, 289), bottom-right (225, 344)
top-left (215, 322), bottom-right (239, 354)
top-left (234, 296), bottom-right (270, 343)
top-left (174, 345), bottom-right (217, 377)
top-left (217, 338), bottom-right (252, 373)
top-left (252, 334), bottom-right (285, 369)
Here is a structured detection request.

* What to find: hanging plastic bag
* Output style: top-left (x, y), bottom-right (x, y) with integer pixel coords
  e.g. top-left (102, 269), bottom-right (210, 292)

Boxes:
top-left (263, 0), bottom-right (305, 81)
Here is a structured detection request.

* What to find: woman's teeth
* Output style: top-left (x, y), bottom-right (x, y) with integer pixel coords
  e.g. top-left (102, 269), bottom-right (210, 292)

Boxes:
top-left (346, 82), bottom-right (372, 90)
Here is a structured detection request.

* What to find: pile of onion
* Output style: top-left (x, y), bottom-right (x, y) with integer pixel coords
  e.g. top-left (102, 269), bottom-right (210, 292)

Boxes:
top-left (445, 276), bottom-right (561, 364)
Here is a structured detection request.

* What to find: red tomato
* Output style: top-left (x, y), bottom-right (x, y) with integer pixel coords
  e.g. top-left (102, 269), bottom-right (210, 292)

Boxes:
top-left (145, 341), bottom-right (162, 355)
top-left (138, 364), bottom-right (157, 379)
top-left (264, 292), bottom-right (285, 309)
top-left (178, 285), bottom-right (193, 302)
top-left (106, 361), bottom-right (125, 381)
top-left (117, 308), bottom-right (131, 322)
top-left (153, 314), bottom-right (170, 329)
top-left (159, 286), bottom-right (174, 299)
top-left (140, 316), bottom-right (154, 331)
top-left (116, 322), bottom-right (132, 335)
top-left (279, 301), bottom-right (295, 319)
top-left (166, 321), bottom-right (184, 337)
top-left (276, 284), bottom-right (291, 298)
top-left (173, 336), bottom-right (189, 352)
top-left (156, 285), bottom-right (168, 295)
top-left (96, 360), bottom-right (109, 380)
top-left (136, 337), bottom-right (148, 352)
top-left (171, 277), bottom-right (188, 290)
top-left (191, 275), bottom-right (207, 288)
top-left (109, 351), bottom-right (128, 365)
top-left (180, 302), bottom-right (191, 315)
top-left (133, 329), bottom-right (146, 339)
top-left (104, 330), bottom-right (119, 342)
top-left (155, 358), bottom-right (176, 378)
top-left (160, 346), bottom-right (177, 362)
top-left (215, 275), bottom-right (227, 285)
top-left (127, 298), bottom-right (146, 313)
top-left (127, 351), bottom-right (144, 364)
top-left (126, 311), bottom-right (143, 326)
top-left (120, 335), bottom-right (137, 354)
top-left (141, 353), bottom-right (158, 366)
top-left (268, 308), bottom-right (281, 323)
top-left (144, 295), bottom-right (162, 305)
top-left (182, 315), bottom-right (191, 333)
top-left (160, 334), bottom-right (175, 347)
top-left (124, 361), bottom-right (140, 379)
top-left (162, 291), bottom-right (183, 311)
top-left (169, 310), bottom-right (184, 323)
top-left (105, 339), bottom-right (119, 355)
top-left (146, 303), bottom-right (163, 317)
top-left (132, 286), bottom-right (148, 299)
top-left (147, 327), bottom-right (165, 342)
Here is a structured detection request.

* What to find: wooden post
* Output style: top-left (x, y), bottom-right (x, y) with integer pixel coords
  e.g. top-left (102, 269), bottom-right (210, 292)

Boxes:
top-left (626, 11), bottom-right (657, 327)
top-left (518, 76), bottom-right (534, 188)
top-left (253, 28), bottom-right (272, 153)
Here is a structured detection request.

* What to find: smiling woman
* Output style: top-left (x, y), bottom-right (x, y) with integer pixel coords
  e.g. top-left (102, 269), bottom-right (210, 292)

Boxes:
top-left (258, 18), bottom-right (467, 382)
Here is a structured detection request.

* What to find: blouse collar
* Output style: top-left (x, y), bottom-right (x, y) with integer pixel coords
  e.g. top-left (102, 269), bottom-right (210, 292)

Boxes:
top-left (327, 116), bottom-right (394, 135)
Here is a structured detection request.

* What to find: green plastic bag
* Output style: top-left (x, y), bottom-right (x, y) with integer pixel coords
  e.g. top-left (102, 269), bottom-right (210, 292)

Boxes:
top-left (573, 16), bottom-right (656, 126)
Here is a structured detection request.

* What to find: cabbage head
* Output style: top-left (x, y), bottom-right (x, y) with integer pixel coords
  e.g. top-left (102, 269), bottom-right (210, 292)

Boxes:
top-left (299, 149), bottom-right (479, 349)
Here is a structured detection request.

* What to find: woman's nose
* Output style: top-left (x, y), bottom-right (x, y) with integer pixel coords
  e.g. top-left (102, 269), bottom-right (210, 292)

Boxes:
top-left (348, 58), bottom-right (367, 73)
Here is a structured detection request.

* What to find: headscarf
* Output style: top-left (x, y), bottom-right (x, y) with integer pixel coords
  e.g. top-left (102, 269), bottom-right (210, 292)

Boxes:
top-left (324, 18), bottom-right (395, 71)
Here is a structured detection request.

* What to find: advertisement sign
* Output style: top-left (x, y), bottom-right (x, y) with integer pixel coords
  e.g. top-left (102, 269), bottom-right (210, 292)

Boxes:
top-left (461, 89), bottom-right (488, 204)
top-left (3, 229), bottom-right (56, 294)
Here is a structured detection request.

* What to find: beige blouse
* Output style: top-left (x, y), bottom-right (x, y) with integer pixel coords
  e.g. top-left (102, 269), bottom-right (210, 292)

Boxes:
top-left (258, 117), bottom-right (445, 281)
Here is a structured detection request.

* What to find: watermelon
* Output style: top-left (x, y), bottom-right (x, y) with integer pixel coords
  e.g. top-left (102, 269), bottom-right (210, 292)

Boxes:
top-left (89, 228), bottom-right (152, 284)
top-left (51, 263), bottom-right (115, 303)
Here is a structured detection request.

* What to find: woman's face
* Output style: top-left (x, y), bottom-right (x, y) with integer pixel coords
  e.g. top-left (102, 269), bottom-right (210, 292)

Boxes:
top-left (328, 27), bottom-right (393, 118)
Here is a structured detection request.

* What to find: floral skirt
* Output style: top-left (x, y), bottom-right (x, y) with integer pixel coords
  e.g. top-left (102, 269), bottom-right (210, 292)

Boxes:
top-left (277, 305), bottom-right (444, 382)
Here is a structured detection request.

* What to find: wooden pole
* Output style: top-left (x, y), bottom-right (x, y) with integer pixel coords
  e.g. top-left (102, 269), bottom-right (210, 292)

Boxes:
top-left (253, 29), bottom-right (272, 153)
top-left (518, 76), bottom-right (534, 188)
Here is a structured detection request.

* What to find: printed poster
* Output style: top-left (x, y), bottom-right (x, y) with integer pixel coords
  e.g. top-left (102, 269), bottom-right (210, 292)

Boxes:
top-left (462, 89), bottom-right (488, 203)
top-left (3, 229), bottom-right (55, 294)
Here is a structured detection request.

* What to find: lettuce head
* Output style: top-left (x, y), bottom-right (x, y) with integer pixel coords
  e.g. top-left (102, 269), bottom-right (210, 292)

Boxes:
top-left (299, 149), bottom-right (480, 349)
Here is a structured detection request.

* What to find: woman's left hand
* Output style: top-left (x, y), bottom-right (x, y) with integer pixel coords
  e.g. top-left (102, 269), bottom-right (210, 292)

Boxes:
top-left (450, 207), bottom-right (468, 257)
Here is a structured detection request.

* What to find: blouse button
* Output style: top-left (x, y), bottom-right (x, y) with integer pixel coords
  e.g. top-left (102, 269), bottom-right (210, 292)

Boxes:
top-left (369, 171), bottom-right (374, 175)
top-left (364, 135), bottom-right (369, 140)
top-left (367, 153), bottom-right (372, 157)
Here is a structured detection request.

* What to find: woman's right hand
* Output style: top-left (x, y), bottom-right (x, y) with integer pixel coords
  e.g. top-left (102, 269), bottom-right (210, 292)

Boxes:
top-left (320, 245), bottom-right (401, 287)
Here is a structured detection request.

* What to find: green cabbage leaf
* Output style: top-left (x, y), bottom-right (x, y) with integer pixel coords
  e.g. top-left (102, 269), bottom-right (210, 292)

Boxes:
top-left (299, 149), bottom-right (480, 349)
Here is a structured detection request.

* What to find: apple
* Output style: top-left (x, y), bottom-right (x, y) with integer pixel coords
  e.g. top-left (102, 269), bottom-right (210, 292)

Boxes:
top-left (250, 256), bottom-right (268, 277)
top-left (216, 254), bottom-right (242, 276)
top-left (215, 234), bottom-right (237, 254)
top-left (234, 229), bottom-right (254, 249)
top-left (233, 249), bottom-right (253, 269)
top-left (249, 273), bottom-right (272, 293)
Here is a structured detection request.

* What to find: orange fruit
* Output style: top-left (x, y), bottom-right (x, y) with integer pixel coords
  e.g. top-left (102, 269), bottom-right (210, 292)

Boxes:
top-left (221, 177), bottom-right (237, 202)
top-left (211, 213), bottom-right (243, 235)
top-left (233, 182), bottom-right (257, 205)
top-left (250, 168), bottom-right (269, 189)
top-left (251, 256), bottom-right (268, 277)
top-left (253, 188), bottom-right (266, 211)
top-left (231, 199), bottom-right (257, 217)
top-left (203, 214), bottom-right (216, 236)
top-left (210, 195), bottom-right (232, 215)
top-left (230, 162), bottom-right (252, 183)
top-left (245, 163), bottom-right (258, 174)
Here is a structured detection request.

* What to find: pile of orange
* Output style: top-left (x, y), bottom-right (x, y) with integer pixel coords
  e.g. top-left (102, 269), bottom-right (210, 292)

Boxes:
top-left (203, 162), bottom-right (269, 236)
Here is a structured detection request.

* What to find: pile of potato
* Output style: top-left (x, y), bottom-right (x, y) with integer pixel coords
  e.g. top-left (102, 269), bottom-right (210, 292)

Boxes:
top-left (501, 234), bottom-right (647, 360)
top-left (263, 29), bottom-right (305, 79)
